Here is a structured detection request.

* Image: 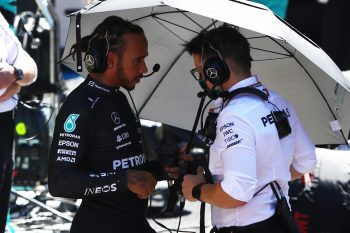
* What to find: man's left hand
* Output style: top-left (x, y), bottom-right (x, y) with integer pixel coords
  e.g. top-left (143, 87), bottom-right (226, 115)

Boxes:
top-left (0, 82), bottom-right (21, 101)
top-left (0, 63), bottom-right (16, 89)
top-left (182, 166), bottom-right (206, 202)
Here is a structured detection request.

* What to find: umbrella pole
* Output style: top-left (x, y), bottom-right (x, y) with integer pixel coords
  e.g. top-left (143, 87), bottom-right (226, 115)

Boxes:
top-left (186, 97), bottom-right (206, 154)
top-left (186, 96), bottom-right (218, 233)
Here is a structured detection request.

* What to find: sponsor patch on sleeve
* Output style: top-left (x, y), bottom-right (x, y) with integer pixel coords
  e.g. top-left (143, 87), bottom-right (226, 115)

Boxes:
top-left (57, 156), bottom-right (76, 163)
top-left (58, 140), bottom-right (79, 148)
top-left (57, 149), bottom-right (77, 156)
top-left (63, 114), bottom-right (80, 133)
top-left (218, 121), bottom-right (244, 149)
top-left (226, 139), bottom-right (243, 149)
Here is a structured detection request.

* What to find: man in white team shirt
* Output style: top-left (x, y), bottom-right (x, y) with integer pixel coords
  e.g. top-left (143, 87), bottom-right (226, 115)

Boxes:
top-left (0, 12), bottom-right (37, 232)
top-left (181, 26), bottom-right (316, 233)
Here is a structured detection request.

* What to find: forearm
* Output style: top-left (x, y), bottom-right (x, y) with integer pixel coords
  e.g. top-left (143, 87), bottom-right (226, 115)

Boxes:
top-left (199, 182), bottom-right (246, 209)
top-left (16, 54), bottom-right (37, 86)
top-left (48, 165), bottom-right (128, 199)
top-left (0, 82), bottom-right (20, 101)
top-left (290, 165), bottom-right (304, 180)
top-left (0, 59), bottom-right (37, 89)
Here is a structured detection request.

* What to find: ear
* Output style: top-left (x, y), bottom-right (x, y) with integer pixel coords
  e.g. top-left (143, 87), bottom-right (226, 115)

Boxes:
top-left (107, 51), bottom-right (118, 68)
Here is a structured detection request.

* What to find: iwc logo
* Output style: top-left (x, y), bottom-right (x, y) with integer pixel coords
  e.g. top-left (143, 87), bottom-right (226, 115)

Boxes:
top-left (64, 114), bottom-right (80, 133)
top-left (205, 67), bottom-right (218, 79)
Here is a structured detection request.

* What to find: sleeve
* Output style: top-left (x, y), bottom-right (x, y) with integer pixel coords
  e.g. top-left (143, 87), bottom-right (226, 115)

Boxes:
top-left (48, 106), bottom-right (127, 199)
top-left (0, 15), bottom-right (37, 84)
top-left (12, 47), bottom-right (38, 84)
top-left (291, 117), bottom-right (317, 174)
top-left (215, 110), bottom-right (257, 202)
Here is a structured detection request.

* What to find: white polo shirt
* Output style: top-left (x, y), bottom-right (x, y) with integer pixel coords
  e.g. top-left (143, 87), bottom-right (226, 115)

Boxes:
top-left (0, 13), bottom-right (36, 112)
top-left (209, 76), bottom-right (316, 227)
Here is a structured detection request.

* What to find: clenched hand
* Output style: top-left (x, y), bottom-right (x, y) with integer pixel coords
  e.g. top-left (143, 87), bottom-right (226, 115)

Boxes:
top-left (127, 170), bottom-right (157, 199)
top-left (0, 63), bottom-right (16, 89)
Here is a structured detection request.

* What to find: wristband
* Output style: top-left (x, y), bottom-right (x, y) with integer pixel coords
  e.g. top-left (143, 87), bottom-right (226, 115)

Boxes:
top-left (192, 183), bottom-right (206, 201)
top-left (13, 66), bottom-right (24, 81)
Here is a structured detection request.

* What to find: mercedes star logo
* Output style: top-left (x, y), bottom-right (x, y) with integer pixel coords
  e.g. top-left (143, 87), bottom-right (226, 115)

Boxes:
top-left (111, 112), bottom-right (121, 125)
top-left (206, 67), bottom-right (218, 79)
top-left (85, 54), bottom-right (95, 67)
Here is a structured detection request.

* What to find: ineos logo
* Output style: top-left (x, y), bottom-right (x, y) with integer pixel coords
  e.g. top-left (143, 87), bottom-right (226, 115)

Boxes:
top-left (205, 67), bottom-right (218, 79)
top-left (85, 54), bottom-right (95, 66)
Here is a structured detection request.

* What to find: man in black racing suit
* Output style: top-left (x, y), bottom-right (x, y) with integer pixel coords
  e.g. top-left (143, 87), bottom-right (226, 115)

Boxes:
top-left (48, 16), bottom-right (163, 233)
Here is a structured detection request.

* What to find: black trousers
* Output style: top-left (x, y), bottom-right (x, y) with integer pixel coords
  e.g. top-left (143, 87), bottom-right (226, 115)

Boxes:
top-left (210, 214), bottom-right (289, 233)
top-left (70, 201), bottom-right (156, 233)
top-left (0, 110), bottom-right (15, 233)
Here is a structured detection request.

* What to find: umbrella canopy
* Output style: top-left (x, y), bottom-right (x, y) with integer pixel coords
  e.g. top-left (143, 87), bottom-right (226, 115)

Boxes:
top-left (61, 0), bottom-right (350, 145)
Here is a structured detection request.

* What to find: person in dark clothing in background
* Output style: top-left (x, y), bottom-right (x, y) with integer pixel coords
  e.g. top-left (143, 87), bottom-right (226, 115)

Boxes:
top-left (286, 0), bottom-right (350, 71)
top-left (48, 16), bottom-right (168, 233)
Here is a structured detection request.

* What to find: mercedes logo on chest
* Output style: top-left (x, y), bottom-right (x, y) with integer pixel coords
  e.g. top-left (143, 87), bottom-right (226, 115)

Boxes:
top-left (111, 112), bottom-right (121, 125)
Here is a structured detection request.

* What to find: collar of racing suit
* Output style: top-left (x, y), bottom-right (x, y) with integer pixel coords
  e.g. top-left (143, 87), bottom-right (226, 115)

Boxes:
top-left (85, 76), bottom-right (119, 94)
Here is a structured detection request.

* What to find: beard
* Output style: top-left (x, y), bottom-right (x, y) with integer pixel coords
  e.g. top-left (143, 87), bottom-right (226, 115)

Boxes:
top-left (117, 65), bottom-right (135, 91)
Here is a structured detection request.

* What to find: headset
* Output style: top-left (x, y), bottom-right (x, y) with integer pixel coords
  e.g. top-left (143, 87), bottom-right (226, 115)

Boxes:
top-left (197, 79), bottom-right (223, 100)
top-left (202, 43), bottom-right (230, 86)
top-left (84, 30), bottom-right (110, 73)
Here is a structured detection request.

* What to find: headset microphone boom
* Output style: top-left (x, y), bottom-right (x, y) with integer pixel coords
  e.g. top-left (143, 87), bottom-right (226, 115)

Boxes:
top-left (142, 63), bottom-right (160, 77)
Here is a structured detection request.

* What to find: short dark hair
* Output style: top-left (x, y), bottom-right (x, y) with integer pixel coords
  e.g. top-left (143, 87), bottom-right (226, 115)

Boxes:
top-left (81, 16), bottom-right (144, 55)
top-left (184, 31), bottom-right (206, 55)
top-left (202, 26), bottom-right (252, 73)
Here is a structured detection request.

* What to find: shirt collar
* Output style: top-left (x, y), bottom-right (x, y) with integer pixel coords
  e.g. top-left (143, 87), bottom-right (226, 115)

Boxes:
top-left (227, 75), bottom-right (260, 92)
top-left (85, 76), bottom-right (118, 94)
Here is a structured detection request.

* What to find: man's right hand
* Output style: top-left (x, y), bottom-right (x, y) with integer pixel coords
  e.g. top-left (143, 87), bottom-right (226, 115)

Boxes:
top-left (127, 170), bottom-right (156, 199)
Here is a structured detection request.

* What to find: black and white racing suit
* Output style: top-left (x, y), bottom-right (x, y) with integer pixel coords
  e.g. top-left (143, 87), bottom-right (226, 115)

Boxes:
top-left (48, 77), bottom-right (159, 233)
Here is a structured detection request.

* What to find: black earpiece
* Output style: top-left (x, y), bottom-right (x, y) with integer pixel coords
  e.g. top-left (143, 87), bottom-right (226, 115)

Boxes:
top-left (197, 79), bottom-right (222, 100)
top-left (84, 31), bottom-right (110, 73)
top-left (202, 44), bottom-right (230, 86)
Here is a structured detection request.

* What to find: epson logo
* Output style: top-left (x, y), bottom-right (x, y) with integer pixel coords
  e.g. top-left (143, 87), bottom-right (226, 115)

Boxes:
top-left (84, 183), bottom-right (117, 195)
top-left (219, 122), bottom-right (234, 132)
top-left (58, 140), bottom-right (79, 148)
